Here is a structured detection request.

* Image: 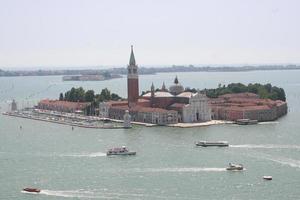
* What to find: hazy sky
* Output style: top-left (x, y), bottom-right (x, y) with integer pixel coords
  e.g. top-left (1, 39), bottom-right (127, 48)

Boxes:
top-left (0, 0), bottom-right (299, 68)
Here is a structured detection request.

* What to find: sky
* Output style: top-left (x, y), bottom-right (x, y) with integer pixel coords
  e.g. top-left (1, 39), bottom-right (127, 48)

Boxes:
top-left (0, 0), bottom-right (299, 69)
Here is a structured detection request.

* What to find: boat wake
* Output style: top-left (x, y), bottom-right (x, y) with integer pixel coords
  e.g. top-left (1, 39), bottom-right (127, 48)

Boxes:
top-left (21, 191), bottom-right (40, 195)
top-left (247, 152), bottom-right (300, 168)
top-left (39, 190), bottom-right (103, 199)
top-left (258, 121), bottom-right (279, 125)
top-left (260, 155), bottom-right (300, 168)
top-left (60, 152), bottom-right (106, 158)
top-left (33, 189), bottom-right (199, 199)
top-left (134, 167), bottom-right (227, 173)
top-left (230, 144), bottom-right (300, 149)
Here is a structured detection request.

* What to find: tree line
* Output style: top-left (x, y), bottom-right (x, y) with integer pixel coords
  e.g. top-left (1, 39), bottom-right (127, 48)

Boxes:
top-left (185, 83), bottom-right (286, 101)
top-left (59, 87), bottom-right (122, 103)
top-left (59, 87), bottom-right (122, 115)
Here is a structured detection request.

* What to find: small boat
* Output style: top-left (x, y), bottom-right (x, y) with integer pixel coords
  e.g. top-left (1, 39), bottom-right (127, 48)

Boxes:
top-left (103, 118), bottom-right (111, 123)
top-left (236, 119), bottom-right (258, 125)
top-left (195, 141), bottom-right (229, 147)
top-left (263, 176), bottom-right (272, 180)
top-left (226, 163), bottom-right (244, 171)
top-left (106, 146), bottom-right (136, 156)
top-left (22, 188), bottom-right (41, 193)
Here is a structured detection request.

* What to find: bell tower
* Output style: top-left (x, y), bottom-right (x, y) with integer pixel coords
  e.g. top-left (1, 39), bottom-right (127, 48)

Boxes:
top-left (127, 45), bottom-right (139, 107)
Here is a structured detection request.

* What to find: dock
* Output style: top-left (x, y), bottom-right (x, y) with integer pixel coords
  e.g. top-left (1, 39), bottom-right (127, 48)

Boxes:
top-left (2, 111), bottom-right (130, 129)
top-left (167, 120), bottom-right (234, 128)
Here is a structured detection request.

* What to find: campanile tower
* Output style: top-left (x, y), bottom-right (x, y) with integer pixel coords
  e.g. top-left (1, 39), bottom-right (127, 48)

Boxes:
top-left (127, 45), bottom-right (139, 107)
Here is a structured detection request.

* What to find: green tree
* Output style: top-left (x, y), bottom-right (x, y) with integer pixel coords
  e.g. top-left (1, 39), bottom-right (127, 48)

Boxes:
top-left (85, 90), bottom-right (95, 102)
top-left (100, 88), bottom-right (111, 101)
top-left (111, 93), bottom-right (121, 101)
top-left (74, 87), bottom-right (85, 102)
top-left (59, 93), bottom-right (64, 101)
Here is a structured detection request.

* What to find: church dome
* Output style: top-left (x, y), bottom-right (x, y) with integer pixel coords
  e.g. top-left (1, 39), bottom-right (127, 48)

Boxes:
top-left (169, 76), bottom-right (184, 95)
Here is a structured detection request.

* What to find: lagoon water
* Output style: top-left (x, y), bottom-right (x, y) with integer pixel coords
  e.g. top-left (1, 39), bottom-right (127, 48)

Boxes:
top-left (1, 70), bottom-right (300, 199)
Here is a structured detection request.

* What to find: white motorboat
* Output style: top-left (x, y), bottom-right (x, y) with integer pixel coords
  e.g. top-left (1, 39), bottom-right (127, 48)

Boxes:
top-left (106, 146), bottom-right (136, 156)
top-left (263, 176), bottom-right (272, 180)
top-left (226, 163), bottom-right (244, 171)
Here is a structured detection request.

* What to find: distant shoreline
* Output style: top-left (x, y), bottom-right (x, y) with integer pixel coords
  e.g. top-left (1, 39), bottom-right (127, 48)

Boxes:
top-left (1, 65), bottom-right (300, 77)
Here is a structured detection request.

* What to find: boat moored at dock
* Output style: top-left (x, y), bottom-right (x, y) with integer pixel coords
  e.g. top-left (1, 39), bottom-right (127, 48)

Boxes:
top-left (195, 141), bottom-right (229, 147)
top-left (235, 119), bottom-right (258, 125)
top-left (106, 146), bottom-right (136, 156)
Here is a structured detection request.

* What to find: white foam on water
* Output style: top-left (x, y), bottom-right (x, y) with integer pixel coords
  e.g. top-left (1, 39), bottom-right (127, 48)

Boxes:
top-left (60, 152), bottom-right (106, 158)
top-left (230, 144), bottom-right (300, 149)
top-left (21, 191), bottom-right (39, 195)
top-left (37, 189), bottom-right (169, 199)
top-left (39, 190), bottom-right (117, 199)
top-left (263, 156), bottom-right (300, 168)
top-left (258, 121), bottom-right (279, 125)
top-left (135, 167), bottom-right (227, 173)
top-left (247, 152), bottom-right (300, 169)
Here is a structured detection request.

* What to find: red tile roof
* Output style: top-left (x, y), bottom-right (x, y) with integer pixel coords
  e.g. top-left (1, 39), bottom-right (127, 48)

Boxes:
top-left (111, 104), bottom-right (176, 114)
top-left (169, 103), bottom-right (186, 108)
top-left (38, 99), bottom-right (90, 110)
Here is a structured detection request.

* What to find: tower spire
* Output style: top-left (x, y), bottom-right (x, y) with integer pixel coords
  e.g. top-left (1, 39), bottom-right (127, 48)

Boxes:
top-left (162, 82), bottom-right (166, 91)
top-left (127, 45), bottom-right (139, 108)
top-left (174, 76), bottom-right (179, 84)
top-left (129, 45), bottom-right (136, 66)
top-left (151, 82), bottom-right (155, 91)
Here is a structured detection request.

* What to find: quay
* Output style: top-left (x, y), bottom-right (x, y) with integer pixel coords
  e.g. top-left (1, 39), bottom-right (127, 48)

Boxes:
top-left (167, 120), bottom-right (233, 128)
top-left (2, 110), bottom-right (130, 129)
top-left (2, 109), bottom-right (237, 128)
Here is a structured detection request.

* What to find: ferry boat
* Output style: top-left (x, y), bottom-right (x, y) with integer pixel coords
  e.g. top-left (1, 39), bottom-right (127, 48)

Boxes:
top-left (226, 163), bottom-right (244, 171)
top-left (106, 146), bottom-right (136, 156)
top-left (235, 119), bottom-right (258, 125)
top-left (22, 188), bottom-right (41, 193)
top-left (195, 141), bottom-right (229, 147)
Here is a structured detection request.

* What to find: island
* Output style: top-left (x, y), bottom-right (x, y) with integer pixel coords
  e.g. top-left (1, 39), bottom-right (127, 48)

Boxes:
top-left (2, 47), bottom-right (288, 127)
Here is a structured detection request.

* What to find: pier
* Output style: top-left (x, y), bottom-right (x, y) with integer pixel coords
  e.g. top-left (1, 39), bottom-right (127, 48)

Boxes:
top-left (2, 109), bottom-right (131, 129)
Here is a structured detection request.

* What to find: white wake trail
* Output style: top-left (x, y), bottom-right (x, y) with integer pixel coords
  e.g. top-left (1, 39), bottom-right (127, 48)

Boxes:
top-left (135, 167), bottom-right (227, 173)
top-left (262, 156), bottom-right (300, 168)
top-left (60, 152), bottom-right (106, 158)
top-left (230, 144), bottom-right (300, 149)
top-left (247, 152), bottom-right (300, 169)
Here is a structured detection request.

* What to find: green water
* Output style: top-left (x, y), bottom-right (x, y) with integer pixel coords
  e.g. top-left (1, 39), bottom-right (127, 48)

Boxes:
top-left (1, 71), bottom-right (300, 199)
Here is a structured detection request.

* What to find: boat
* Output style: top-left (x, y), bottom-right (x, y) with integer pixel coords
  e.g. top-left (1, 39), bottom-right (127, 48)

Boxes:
top-left (195, 141), bottom-right (229, 147)
top-left (106, 146), bottom-right (136, 156)
top-left (263, 176), bottom-right (272, 180)
top-left (226, 163), bottom-right (244, 171)
top-left (103, 118), bottom-right (111, 123)
top-left (236, 119), bottom-right (258, 125)
top-left (22, 188), bottom-right (41, 193)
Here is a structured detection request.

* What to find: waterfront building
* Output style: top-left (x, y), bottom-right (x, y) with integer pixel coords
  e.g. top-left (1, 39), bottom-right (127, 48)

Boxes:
top-left (37, 99), bottom-right (90, 113)
top-left (11, 99), bottom-right (17, 111)
top-left (99, 46), bottom-right (212, 125)
top-left (209, 93), bottom-right (287, 121)
top-left (123, 110), bottom-right (132, 128)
